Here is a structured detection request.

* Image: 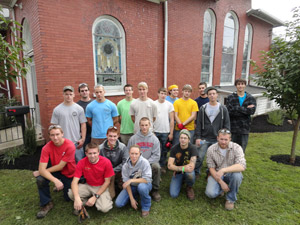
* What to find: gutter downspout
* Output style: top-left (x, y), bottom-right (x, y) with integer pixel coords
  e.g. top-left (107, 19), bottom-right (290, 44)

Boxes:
top-left (163, 1), bottom-right (168, 88)
top-left (11, 7), bottom-right (25, 105)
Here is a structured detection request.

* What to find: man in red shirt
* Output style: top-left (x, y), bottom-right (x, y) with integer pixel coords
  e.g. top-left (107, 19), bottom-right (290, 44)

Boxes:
top-left (68, 142), bottom-right (115, 214)
top-left (33, 125), bottom-right (76, 219)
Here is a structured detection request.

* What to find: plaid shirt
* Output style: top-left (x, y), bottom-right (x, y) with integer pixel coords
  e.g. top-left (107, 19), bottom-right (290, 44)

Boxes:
top-left (206, 142), bottom-right (246, 171)
top-left (226, 92), bottom-right (256, 134)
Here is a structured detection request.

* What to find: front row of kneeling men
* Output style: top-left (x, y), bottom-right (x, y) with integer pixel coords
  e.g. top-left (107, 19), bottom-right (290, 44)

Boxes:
top-left (33, 117), bottom-right (246, 219)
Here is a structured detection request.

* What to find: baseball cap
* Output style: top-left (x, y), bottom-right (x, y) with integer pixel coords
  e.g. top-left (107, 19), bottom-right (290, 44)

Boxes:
top-left (179, 129), bottom-right (191, 139)
top-left (63, 85), bottom-right (74, 92)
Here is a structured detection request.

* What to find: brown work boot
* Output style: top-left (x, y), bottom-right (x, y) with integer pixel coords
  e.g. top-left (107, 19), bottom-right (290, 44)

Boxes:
top-left (186, 186), bottom-right (195, 201)
top-left (225, 200), bottom-right (235, 210)
top-left (141, 210), bottom-right (150, 218)
top-left (36, 201), bottom-right (54, 219)
top-left (151, 190), bottom-right (161, 202)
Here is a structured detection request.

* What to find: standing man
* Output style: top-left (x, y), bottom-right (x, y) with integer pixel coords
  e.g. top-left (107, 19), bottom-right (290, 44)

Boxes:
top-left (205, 129), bottom-right (246, 210)
top-left (226, 78), bottom-right (256, 152)
top-left (77, 83), bottom-right (93, 151)
top-left (194, 82), bottom-right (209, 111)
top-left (86, 85), bottom-right (119, 145)
top-left (99, 126), bottom-right (128, 199)
top-left (166, 84), bottom-right (179, 104)
top-left (168, 130), bottom-right (197, 200)
top-left (51, 86), bottom-right (87, 162)
top-left (130, 82), bottom-right (157, 134)
top-left (68, 142), bottom-right (114, 214)
top-left (115, 145), bottom-right (152, 218)
top-left (33, 125), bottom-right (76, 219)
top-left (173, 84), bottom-right (199, 145)
top-left (117, 84), bottom-right (135, 145)
top-left (154, 87), bottom-right (174, 173)
top-left (194, 87), bottom-right (230, 177)
top-left (127, 117), bottom-right (161, 202)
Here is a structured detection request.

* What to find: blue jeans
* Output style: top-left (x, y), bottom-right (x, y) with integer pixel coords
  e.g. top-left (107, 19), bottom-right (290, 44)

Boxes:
top-left (75, 143), bottom-right (85, 163)
top-left (231, 133), bottom-right (249, 153)
top-left (155, 132), bottom-right (169, 167)
top-left (195, 141), bottom-right (216, 175)
top-left (36, 172), bottom-right (72, 206)
top-left (169, 171), bottom-right (195, 198)
top-left (115, 183), bottom-right (152, 211)
top-left (173, 130), bottom-right (195, 146)
top-left (205, 172), bottom-right (243, 202)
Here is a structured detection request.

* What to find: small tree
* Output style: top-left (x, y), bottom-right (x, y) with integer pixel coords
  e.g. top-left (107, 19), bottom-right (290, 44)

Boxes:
top-left (0, 7), bottom-right (31, 84)
top-left (251, 7), bottom-right (300, 164)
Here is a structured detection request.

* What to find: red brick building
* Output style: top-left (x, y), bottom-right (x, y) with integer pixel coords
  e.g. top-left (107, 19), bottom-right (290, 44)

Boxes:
top-left (0, 0), bottom-right (284, 139)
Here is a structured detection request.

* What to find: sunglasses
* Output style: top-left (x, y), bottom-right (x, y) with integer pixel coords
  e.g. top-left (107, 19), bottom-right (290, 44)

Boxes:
top-left (48, 124), bottom-right (62, 130)
top-left (218, 129), bottom-right (231, 134)
top-left (79, 83), bottom-right (88, 88)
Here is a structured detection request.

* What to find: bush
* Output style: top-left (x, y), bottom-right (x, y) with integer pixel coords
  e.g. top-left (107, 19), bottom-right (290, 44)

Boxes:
top-left (267, 110), bottom-right (284, 126)
top-left (285, 109), bottom-right (298, 120)
top-left (1, 146), bottom-right (26, 165)
top-left (24, 120), bottom-right (37, 155)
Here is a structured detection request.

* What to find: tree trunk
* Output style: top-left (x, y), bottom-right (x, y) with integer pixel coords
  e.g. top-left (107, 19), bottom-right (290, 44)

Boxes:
top-left (290, 115), bottom-right (300, 164)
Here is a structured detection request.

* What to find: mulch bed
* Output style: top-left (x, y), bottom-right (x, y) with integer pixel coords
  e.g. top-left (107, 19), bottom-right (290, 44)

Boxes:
top-left (250, 114), bottom-right (295, 133)
top-left (0, 115), bottom-right (299, 170)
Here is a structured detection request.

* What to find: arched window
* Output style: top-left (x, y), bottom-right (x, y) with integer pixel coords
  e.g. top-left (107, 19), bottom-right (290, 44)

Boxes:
top-left (201, 9), bottom-right (216, 86)
top-left (241, 24), bottom-right (253, 81)
top-left (220, 12), bottom-right (239, 85)
top-left (92, 16), bottom-right (126, 94)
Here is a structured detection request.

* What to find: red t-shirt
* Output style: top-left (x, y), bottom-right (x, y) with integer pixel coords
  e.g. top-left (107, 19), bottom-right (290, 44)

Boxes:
top-left (39, 139), bottom-right (76, 178)
top-left (74, 156), bottom-right (115, 186)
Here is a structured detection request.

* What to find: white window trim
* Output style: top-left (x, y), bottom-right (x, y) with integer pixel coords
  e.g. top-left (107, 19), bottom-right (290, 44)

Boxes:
top-left (220, 11), bottom-right (239, 86)
top-left (241, 24), bottom-right (253, 82)
top-left (92, 15), bottom-right (126, 96)
top-left (201, 9), bottom-right (216, 86)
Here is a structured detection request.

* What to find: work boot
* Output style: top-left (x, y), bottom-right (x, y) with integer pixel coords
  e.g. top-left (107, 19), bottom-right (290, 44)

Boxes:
top-left (225, 200), bottom-right (234, 210)
top-left (186, 187), bottom-right (195, 201)
top-left (151, 190), bottom-right (161, 202)
top-left (141, 210), bottom-right (150, 218)
top-left (36, 201), bottom-right (54, 219)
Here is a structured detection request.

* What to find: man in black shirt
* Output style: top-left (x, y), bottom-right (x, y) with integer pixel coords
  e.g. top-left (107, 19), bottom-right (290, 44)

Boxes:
top-left (77, 83), bottom-right (92, 150)
top-left (168, 129), bottom-right (197, 200)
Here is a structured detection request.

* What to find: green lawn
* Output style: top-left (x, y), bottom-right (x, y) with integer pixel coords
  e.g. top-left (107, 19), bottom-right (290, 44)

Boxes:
top-left (0, 132), bottom-right (300, 225)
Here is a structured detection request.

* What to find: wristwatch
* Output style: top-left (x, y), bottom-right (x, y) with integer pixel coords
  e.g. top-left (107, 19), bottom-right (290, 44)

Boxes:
top-left (94, 193), bottom-right (100, 199)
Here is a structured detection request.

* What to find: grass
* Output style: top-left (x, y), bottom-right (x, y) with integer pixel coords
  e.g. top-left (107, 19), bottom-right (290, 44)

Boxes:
top-left (0, 132), bottom-right (300, 224)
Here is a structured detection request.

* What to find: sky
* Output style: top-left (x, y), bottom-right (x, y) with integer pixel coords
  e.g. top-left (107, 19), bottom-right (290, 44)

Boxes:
top-left (252, 0), bottom-right (300, 36)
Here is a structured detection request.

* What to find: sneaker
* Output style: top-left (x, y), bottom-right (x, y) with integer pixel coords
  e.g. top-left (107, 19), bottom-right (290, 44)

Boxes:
top-left (225, 200), bottom-right (234, 210)
top-left (141, 210), bottom-right (150, 218)
top-left (151, 191), bottom-right (161, 202)
top-left (36, 201), bottom-right (54, 219)
top-left (186, 187), bottom-right (195, 201)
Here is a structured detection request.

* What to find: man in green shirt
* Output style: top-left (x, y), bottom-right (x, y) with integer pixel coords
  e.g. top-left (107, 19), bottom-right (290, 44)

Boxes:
top-left (117, 84), bottom-right (135, 145)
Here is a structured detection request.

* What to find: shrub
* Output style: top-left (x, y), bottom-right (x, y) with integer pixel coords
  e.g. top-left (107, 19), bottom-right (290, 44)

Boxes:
top-left (285, 109), bottom-right (298, 120)
top-left (24, 120), bottom-right (37, 155)
top-left (1, 146), bottom-right (26, 165)
top-left (267, 110), bottom-right (284, 126)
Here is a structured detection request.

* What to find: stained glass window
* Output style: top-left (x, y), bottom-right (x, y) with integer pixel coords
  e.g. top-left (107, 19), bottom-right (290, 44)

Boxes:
top-left (220, 12), bottom-right (239, 85)
top-left (201, 9), bottom-right (216, 85)
top-left (241, 24), bottom-right (253, 81)
top-left (93, 16), bottom-right (126, 90)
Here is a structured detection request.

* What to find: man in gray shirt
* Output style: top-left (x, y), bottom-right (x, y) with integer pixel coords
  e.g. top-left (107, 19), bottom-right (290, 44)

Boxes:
top-left (51, 86), bottom-right (87, 162)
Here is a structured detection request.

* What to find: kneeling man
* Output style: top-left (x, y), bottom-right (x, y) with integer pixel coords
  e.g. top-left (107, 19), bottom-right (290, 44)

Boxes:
top-left (33, 125), bottom-right (76, 219)
top-left (68, 142), bottom-right (114, 214)
top-left (205, 129), bottom-right (246, 210)
top-left (168, 129), bottom-right (197, 200)
top-left (115, 145), bottom-right (152, 218)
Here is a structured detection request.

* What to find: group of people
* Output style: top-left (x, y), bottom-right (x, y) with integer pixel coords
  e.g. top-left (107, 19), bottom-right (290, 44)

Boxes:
top-left (33, 79), bottom-right (256, 219)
